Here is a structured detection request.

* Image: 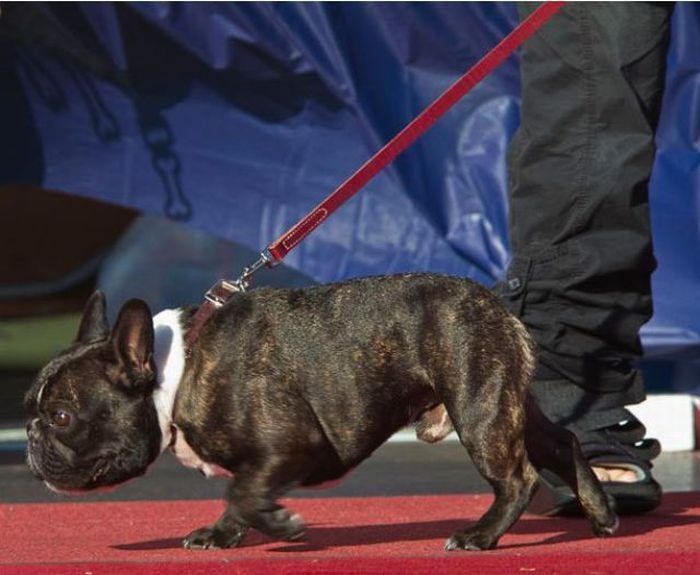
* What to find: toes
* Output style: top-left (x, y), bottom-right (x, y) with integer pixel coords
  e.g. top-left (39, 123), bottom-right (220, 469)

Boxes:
top-left (444, 530), bottom-right (495, 551)
top-left (182, 526), bottom-right (245, 550)
top-left (256, 509), bottom-right (306, 541)
top-left (279, 513), bottom-right (306, 541)
top-left (592, 514), bottom-right (620, 538)
top-left (593, 467), bottom-right (612, 482)
top-left (183, 527), bottom-right (218, 550)
top-left (592, 466), bottom-right (639, 483)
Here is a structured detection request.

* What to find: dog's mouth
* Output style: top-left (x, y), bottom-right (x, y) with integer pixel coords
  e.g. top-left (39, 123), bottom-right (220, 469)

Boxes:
top-left (27, 451), bottom-right (81, 494)
top-left (87, 460), bottom-right (115, 487)
top-left (26, 443), bottom-right (112, 493)
top-left (36, 461), bottom-right (119, 495)
top-left (26, 432), bottom-right (157, 494)
top-left (26, 448), bottom-right (45, 481)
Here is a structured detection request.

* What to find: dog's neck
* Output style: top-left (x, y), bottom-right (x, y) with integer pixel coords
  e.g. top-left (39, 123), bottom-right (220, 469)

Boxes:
top-left (152, 309), bottom-right (187, 452)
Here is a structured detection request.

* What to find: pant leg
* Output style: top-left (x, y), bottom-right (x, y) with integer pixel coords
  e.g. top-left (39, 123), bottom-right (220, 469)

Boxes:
top-left (503, 2), bottom-right (674, 443)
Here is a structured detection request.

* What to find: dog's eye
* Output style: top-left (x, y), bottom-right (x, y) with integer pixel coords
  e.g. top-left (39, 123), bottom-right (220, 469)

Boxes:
top-left (51, 410), bottom-right (72, 428)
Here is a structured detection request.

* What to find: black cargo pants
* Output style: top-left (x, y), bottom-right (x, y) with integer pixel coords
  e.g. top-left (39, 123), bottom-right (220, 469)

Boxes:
top-left (502, 2), bottom-right (675, 463)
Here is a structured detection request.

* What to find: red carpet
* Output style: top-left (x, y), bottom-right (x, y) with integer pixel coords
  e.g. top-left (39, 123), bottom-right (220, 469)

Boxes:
top-left (2, 493), bottom-right (699, 574)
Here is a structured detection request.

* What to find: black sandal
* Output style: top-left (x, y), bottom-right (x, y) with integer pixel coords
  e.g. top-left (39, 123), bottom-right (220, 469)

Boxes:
top-left (528, 422), bottom-right (662, 516)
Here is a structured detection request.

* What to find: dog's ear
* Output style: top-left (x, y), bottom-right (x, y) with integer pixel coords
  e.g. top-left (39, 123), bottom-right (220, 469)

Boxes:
top-left (76, 291), bottom-right (109, 344)
top-left (110, 299), bottom-right (155, 388)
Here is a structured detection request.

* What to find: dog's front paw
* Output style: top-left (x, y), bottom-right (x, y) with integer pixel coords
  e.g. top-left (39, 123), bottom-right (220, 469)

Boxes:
top-left (444, 529), bottom-right (497, 552)
top-left (258, 509), bottom-right (306, 541)
top-left (283, 513), bottom-right (306, 541)
top-left (183, 525), bottom-right (247, 550)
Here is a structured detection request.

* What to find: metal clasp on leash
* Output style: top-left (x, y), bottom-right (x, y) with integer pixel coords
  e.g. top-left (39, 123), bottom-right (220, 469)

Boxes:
top-left (187, 250), bottom-right (277, 352)
top-left (205, 249), bottom-right (276, 305)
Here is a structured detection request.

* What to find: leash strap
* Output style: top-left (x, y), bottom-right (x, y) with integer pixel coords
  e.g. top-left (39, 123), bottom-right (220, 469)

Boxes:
top-left (266, 0), bottom-right (564, 263)
top-left (185, 1), bottom-right (564, 351)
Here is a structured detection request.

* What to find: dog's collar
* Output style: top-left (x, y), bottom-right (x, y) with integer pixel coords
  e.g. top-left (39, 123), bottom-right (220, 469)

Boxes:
top-left (184, 279), bottom-right (245, 355)
top-left (152, 309), bottom-right (187, 452)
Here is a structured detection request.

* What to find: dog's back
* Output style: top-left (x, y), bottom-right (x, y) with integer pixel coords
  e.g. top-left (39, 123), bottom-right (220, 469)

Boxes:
top-left (176, 274), bottom-right (531, 464)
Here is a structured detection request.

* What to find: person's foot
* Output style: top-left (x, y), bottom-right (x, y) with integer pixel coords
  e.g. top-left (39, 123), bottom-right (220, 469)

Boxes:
top-left (527, 414), bottom-right (663, 516)
top-left (592, 466), bottom-right (639, 483)
top-left (529, 439), bottom-right (662, 517)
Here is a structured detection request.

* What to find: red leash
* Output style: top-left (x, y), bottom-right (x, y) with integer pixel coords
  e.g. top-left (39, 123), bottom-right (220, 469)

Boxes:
top-left (185, 1), bottom-right (564, 350)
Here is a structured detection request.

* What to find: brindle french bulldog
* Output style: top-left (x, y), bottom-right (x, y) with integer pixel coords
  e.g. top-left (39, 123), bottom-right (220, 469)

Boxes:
top-left (25, 273), bottom-right (618, 550)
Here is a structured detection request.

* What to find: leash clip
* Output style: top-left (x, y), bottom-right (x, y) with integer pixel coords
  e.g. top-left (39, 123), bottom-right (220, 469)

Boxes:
top-left (231, 249), bottom-right (276, 293)
top-left (189, 250), bottom-right (277, 352)
top-left (203, 250), bottom-right (275, 310)
top-left (204, 279), bottom-right (242, 307)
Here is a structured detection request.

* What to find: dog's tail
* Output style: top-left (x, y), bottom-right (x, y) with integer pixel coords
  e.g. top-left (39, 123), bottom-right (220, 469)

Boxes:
top-left (524, 392), bottom-right (619, 536)
top-left (505, 311), bottom-right (618, 535)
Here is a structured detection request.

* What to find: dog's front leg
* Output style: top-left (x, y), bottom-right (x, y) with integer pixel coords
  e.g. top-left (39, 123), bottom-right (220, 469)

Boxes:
top-left (183, 480), bottom-right (249, 550)
top-left (227, 461), bottom-right (306, 542)
top-left (185, 460), bottom-right (306, 549)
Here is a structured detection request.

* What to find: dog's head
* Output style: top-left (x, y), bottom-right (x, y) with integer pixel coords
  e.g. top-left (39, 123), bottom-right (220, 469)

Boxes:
top-left (24, 292), bottom-right (162, 493)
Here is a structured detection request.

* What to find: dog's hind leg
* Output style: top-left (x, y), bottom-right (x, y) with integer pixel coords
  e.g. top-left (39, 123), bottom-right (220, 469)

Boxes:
top-left (441, 372), bottom-right (540, 550)
top-left (524, 393), bottom-right (619, 537)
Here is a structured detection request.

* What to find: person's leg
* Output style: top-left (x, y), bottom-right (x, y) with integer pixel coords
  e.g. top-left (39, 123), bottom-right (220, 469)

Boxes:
top-left (503, 2), bottom-right (675, 513)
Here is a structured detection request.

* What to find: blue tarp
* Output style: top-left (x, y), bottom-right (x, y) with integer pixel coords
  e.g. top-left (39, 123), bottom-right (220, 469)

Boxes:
top-left (1, 2), bottom-right (699, 385)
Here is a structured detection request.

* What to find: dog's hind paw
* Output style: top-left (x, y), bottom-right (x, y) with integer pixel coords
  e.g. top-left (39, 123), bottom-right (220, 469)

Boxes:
top-left (592, 514), bottom-right (619, 538)
top-left (444, 529), bottom-right (496, 551)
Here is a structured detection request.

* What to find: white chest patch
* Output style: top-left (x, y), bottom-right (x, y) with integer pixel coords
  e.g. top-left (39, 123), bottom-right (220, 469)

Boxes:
top-left (152, 309), bottom-right (187, 451)
top-left (170, 425), bottom-right (233, 478)
top-left (152, 309), bottom-right (232, 479)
